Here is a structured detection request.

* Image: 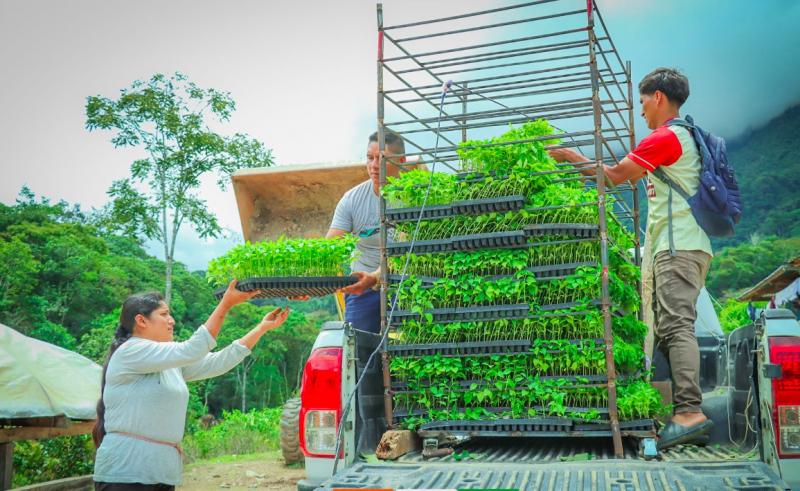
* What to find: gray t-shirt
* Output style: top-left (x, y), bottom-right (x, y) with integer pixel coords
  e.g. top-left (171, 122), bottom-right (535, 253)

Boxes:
top-left (93, 326), bottom-right (250, 485)
top-left (330, 180), bottom-right (385, 273)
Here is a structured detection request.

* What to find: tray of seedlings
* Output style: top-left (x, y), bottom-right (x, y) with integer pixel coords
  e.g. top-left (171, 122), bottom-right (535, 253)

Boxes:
top-left (387, 260), bottom-right (597, 286)
top-left (207, 236), bottom-right (358, 299)
top-left (380, 121), bottom-right (663, 443)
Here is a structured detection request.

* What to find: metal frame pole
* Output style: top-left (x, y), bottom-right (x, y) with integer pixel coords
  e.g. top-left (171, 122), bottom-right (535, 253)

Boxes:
top-left (461, 82), bottom-right (468, 143)
top-left (377, 3), bottom-right (395, 430)
top-left (627, 61), bottom-right (643, 327)
top-left (588, 0), bottom-right (623, 458)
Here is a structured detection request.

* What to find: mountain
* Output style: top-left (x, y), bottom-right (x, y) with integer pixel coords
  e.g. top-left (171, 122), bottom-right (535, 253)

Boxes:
top-left (716, 104), bottom-right (800, 247)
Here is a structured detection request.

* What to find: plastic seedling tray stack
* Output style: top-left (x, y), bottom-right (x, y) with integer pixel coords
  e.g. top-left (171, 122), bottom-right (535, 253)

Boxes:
top-left (382, 149), bottom-right (657, 442)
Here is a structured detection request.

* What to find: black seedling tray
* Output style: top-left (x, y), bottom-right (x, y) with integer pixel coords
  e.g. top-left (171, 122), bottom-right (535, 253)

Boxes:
top-left (574, 419), bottom-right (656, 432)
top-left (387, 339), bottom-right (531, 357)
top-left (386, 238), bottom-right (454, 256)
top-left (390, 307), bottom-right (455, 322)
top-left (391, 374), bottom-right (614, 391)
top-left (539, 299), bottom-right (601, 312)
top-left (386, 337), bottom-right (601, 358)
top-left (528, 261), bottom-right (597, 278)
top-left (524, 223), bottom-right (598, 238)
top-left (414, 417), bottom-right (655, 438)
top-left (390, 303), bottom-right (530, 325)
top-left (387, 273), bottom-right (439, 286)
top-left (452, 195), bottom-right (526, 215)
top-left (452, 230), bottom-right (528, 251)
top-left (392, 382), bottom-right (606, 396)
top-left (420, 418), bottom-right (573, 435)
top-left (385, 196), bottom-right (526, 224)
top-left (387, 231), bottom-right (600, 257)
top-left (213, 276), bottom-right (356, 300)
top-left (384, 204), bottom-right (452, 223)
top-left (394, 405), bottom-right (609, 419)
top-left (454, 170), bottom-right (497, 182)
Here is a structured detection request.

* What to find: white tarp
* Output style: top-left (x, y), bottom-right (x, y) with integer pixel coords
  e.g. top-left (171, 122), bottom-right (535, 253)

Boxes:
top-left (776, 277), bottom-right (800, 307)
top-left (0, 323), bottom-right (101, 420)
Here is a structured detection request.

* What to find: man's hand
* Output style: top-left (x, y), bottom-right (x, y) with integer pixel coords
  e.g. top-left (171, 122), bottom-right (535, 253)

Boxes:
top-left (547, 147), bottom-right (589, 164)
top-left (341, 271), bottom-right (378, 295)
top-left (220, 279), bottom-right (260, 308)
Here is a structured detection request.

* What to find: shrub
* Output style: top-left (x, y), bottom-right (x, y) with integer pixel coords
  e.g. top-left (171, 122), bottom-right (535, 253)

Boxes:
top-left (717, 298), bottom-right (757, 334)
top-left (182, 408), bottom-right (282, 462)
top-left (12, 435), bottom-right (95, 488)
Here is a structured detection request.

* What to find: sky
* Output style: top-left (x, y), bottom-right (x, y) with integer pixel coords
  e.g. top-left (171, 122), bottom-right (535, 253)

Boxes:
top-left (1, 0), bottom-right (799, 271)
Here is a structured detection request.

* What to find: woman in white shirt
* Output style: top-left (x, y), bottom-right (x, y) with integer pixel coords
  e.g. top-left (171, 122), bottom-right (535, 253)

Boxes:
top-left (92, 280), bottom-right (288, 491)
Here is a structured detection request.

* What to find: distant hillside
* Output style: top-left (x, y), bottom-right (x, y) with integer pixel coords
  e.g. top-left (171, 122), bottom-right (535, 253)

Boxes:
top-left (715, 104), bottom-right (800, 247)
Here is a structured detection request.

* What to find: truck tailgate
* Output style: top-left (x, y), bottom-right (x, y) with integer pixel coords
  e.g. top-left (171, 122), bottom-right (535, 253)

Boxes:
top-left (317, 459), bottom-right (788, 490)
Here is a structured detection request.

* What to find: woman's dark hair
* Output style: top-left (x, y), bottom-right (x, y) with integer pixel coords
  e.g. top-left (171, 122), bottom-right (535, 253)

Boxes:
top-left (92, 292), bottom-right (164, 448)
top-left (638, 67), bottom-right (690, 107)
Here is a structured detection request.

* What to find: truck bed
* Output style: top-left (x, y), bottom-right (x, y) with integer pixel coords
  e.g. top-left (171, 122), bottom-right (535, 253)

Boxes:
top-left (318, 439), bottom-right (787, 490)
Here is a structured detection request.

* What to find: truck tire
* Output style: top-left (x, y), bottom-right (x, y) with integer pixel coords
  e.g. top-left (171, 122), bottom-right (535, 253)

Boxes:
top-left (280, 397), bottom-right (304, 465)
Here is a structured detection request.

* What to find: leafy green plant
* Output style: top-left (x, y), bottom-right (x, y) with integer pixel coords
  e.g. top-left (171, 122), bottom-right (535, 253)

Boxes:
top-left (207, 236), bottom-right (359, 287)
top-left (12, 435), bottom-right (95, 488)
top-left (716, 298), bottom-right (756, 334)
top-left (182, 408), bottom-right (282, 463)
top-left (391, 360), bottom-right (664, 430)
top-left (457, 119), bottom-right (561, 174)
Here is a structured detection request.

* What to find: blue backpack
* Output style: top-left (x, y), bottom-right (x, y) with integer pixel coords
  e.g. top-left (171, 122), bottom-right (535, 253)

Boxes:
top-left (651, 115), bottom-right (742, 254)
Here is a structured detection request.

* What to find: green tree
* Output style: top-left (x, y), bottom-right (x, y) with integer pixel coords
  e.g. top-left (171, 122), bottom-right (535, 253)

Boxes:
top-left (85, 73), bottom-right (273, 303)
top-left (706, 236), bottom-right (800, 298)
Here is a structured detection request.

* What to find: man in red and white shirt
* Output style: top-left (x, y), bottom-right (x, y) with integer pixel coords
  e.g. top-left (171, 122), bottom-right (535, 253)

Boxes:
top-left (549, 67), bottom-right (712, 450)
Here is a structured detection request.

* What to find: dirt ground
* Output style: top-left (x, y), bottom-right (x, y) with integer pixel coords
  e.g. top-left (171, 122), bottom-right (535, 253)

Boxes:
top-left (179, 452), bottom-right (305, 491)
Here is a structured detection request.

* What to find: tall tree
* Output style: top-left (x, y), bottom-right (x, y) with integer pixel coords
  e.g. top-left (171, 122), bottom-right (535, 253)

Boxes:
top-left (85, 73), bottom-right (273, 302)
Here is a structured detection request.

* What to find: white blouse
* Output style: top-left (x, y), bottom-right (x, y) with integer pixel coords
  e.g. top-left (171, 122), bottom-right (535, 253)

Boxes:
top-left (93, 326), bottom-right (250, 485)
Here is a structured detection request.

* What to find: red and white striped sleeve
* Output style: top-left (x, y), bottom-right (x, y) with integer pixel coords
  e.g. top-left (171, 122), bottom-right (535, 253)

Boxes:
top-left (627, 126), bottom-right (682, 171)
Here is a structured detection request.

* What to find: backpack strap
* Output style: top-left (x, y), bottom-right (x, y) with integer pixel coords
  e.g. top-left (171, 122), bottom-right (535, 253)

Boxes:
top-left (666, 115), bottom-right (695, 129)
top-left (651, 167), bottom-right (692, 257)
top-left (653, 115), bottom-right (698, 256)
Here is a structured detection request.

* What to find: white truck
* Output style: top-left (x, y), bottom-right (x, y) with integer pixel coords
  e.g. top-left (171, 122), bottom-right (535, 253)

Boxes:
top-left (230, 163), bottom-right (799, 490)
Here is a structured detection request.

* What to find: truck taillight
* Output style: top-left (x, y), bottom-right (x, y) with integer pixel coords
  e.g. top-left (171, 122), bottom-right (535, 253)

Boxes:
top-left (299, 347), bottom-right (342, 458)
top-left (769, 337), bottom-right (800, 458)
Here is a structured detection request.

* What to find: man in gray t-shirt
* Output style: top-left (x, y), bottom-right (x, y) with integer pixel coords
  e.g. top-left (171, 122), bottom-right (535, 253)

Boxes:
top-left (329, 179), bottom-right (382, 274)
top-left (327, 131), bottom-right (406, 333)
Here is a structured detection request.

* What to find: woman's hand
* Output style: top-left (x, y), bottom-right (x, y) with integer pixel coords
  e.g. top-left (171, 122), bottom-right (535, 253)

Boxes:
top-left (220, 279), bottom-right (260, 308)
top-left (341, 271), bottom-right (378, 295)
top-left (238, 307), bottom-right (291, 349)
top-left (206, 280), bottom-right (260, 338)
top-left (258, 307), bottom-right (290, 332)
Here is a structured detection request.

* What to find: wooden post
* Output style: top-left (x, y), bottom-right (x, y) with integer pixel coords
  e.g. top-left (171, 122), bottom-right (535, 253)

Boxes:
top-left (0, 442), bottom-right (12, 491)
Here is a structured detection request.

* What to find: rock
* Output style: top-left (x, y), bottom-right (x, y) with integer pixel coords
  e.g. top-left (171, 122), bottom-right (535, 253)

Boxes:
top-left (375, 430), bottom-right (420, 460)
top-left (219, 484), bottom-right (231, 489)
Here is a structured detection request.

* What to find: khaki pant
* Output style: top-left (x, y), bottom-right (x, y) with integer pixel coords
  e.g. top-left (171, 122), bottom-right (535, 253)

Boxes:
top-left (653, 250), bottom-right (711, 414)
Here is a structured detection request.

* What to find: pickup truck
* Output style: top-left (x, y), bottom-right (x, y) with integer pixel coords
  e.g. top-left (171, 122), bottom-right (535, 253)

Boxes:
top-left (297, 298), bottom-right (800, 490)
top-left (228, 163), bottom-right (800, 490)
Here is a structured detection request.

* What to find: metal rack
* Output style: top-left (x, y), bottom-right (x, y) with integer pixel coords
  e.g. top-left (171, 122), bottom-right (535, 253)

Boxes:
top-left (376, 0), bottom-right (643, 458)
